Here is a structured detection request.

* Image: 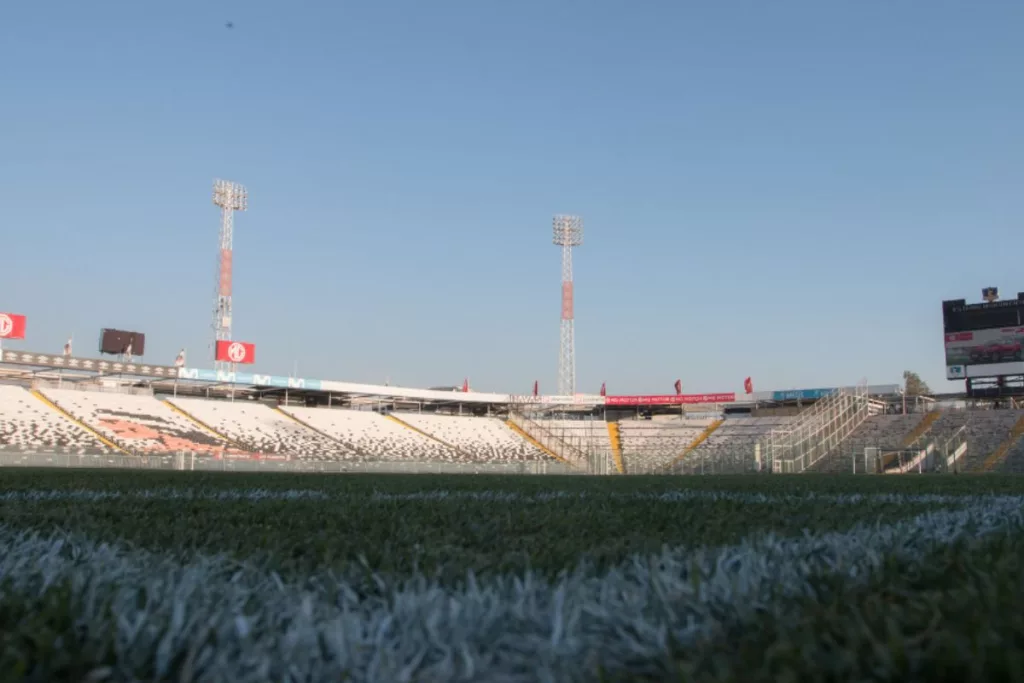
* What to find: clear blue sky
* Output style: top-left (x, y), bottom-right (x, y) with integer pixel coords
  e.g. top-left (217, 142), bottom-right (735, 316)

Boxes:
top-left (1, 1), bottom-right (1021, 395)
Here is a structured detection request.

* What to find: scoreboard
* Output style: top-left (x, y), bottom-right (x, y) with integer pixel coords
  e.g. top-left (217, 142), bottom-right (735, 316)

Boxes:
top-left (943, 292), bottom-right (1024, 380)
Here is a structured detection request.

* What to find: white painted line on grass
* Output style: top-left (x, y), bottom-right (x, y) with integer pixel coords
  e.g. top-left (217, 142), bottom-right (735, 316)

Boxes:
top-left (368, 488), bottom-right (1024, 507)
top-left (0, 498), bottom-right (1020, 682)
top-left (0, 488), bottom-right (329, 503)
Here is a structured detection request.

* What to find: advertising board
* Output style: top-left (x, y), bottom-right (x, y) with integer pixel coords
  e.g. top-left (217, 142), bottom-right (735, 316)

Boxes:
top-left (0, 313), bottom-right (26, 340)
top-left (214, 341), bottom-right (256, 364)
top-left (945, 327), bottom-right (1024, 379)
top-left (604, 393), bottom-right (735, 406)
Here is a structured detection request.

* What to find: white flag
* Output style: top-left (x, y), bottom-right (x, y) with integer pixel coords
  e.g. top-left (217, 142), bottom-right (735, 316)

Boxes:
top-left (124, 343), bottom-right (133, 361)
top-left (175, 348), bottom-right (186, 367)
top-left (63, 337), bottom-right (72, 357)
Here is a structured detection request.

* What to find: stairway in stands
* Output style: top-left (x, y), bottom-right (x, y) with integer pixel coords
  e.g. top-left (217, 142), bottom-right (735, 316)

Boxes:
top-left (666, 419), bottom-right (723, 471)
top-left (982, 414), bottom-right (1024, 472)
top-left (506, 411), bottom-right (587, 469)
top-left (606, 422), bottom-right (625, 473)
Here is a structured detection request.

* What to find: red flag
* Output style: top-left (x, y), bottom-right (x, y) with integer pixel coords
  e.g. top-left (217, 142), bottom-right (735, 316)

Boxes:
top-left (674, 379), bottom-right (682, 395)
top-left (462, 378), bottom-right (469, 393)
top-left (532, 380), bottom-right (539, 397)
top-left (744, 377), bottom-right (753, 394)
top-left (600, 382), bottom-right (606, 397)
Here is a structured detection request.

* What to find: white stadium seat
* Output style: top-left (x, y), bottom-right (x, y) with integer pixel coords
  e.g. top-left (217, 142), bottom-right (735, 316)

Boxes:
top-left (280, 406), bottom-right (455, 460)
top-left (394, 413), bottom-right (549, 462)
top-left (0, 385), bottom-right (111, 455)
top-left (41, 388), bottom-right (238, 456)
top-left (617, 419), bottom-right (707, 470)
top-left (169, 397), bottom-right (354, 460)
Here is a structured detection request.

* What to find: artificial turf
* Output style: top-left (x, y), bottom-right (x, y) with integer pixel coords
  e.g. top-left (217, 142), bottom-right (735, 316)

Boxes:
top-left (0, 469), bottom-right (1022, 682)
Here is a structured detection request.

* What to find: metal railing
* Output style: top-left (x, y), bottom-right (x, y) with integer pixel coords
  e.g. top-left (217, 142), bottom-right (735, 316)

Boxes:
top-left (765, 382), bottom-right (872, 473)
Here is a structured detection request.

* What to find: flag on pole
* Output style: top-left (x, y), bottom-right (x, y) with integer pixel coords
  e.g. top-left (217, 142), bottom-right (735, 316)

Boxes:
top-left (674, 379), bottom-right (682, 395)
top-left (744, 377), bottom-right (754, 394)
top-left (175, 348), bottom-right (187, 368)
top-left (124, 341), bottom-right (133, 362)
top-left (600, 382), bottom-right (606, 397)
top-left (63, 337), bottom-right (72, 357)
top-left (462, 378), bottom-right (469, 393)
top-left (532, 380), bottom-right (539, 397)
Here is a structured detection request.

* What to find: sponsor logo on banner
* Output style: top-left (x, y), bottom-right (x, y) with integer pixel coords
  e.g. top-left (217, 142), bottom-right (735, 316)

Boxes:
top-left (0, 313), bottom-right (27, 340)
top-left (215, 340), bottom-right (256, 365)
top-left (947, 365), bottom-right (966, 380)
top-left (771, 388), bottom-right (835, 402)
top-left (509, 394), bottom-right (606, 405)
top-left (604, 393), bottom-right (736, 406)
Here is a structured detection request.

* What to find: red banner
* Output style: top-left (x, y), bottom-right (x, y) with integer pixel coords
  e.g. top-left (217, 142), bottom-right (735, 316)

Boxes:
top-left (605, 393), bottom-right (735, 406)
top-left (215, 340), bottom-right (256, 364)
top-left (744, 377), bottom-right (753, 394)
top-left (0, 313), bottom-right (27, 340)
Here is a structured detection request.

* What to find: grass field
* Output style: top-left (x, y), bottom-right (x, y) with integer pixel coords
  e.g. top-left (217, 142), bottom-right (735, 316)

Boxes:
top-left (2, 470), bottom-right (1024, 682)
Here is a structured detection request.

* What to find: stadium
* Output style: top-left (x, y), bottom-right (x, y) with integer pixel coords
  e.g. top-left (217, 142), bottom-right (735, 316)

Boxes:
top-left (4, 180), bottom-right (1024, 681)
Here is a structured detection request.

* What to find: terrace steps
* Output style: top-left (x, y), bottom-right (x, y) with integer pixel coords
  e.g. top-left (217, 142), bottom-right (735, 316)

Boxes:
top-left (666, 418), bottom-right (724, 470)
top-left (982, 414), bottom-right (1024, 471)
top-left (880, 411), bottom-right (943, 470)
top-left (32, 389), bottom-right (128, 454)
top-left (274, 407), bottom-right (369, 458)
top-left (504, 420), bottom-right (574, 467)
top-left (163, 399), bottom-right (246, 451)
top-left (387, 414), bottom-right (476, 461)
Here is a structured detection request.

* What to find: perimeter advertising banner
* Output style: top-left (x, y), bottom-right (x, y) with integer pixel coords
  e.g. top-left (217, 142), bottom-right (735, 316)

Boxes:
top-left (605, 393), bottom-right (735, 406)
top-left (945, 327), bottom-right (1024, 379)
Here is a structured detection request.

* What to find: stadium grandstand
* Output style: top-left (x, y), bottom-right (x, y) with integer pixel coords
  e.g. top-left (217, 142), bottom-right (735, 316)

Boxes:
top-left (4, 343), bottom-right (1024, 475)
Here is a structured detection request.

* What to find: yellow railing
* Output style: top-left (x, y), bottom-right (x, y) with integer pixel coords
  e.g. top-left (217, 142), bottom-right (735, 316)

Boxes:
top-left (163, 399), bottom-right (244, 449)
top-left (982, 414), bottom-right (1024, 472)
top-left (900, 411), bottom-right (942, 447)
top-left (32, 389), bottom-right (127, 454)
top-left (504, 420), bottom-right (573, 466)
top-left (881, 411), bottom-right (943, 469)
top-left (606, 422), bottom-right (625, 474)
top-left (386, 414), bottom-right (468, 459)
top-left (665, 419), bottom-right (724, 470)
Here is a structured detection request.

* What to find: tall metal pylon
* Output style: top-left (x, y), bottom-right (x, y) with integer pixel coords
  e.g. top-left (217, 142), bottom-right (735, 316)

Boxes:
top-left (553, 215), bottom-right (582, 396)
top-left (212, 179), bottom-right (247, 371)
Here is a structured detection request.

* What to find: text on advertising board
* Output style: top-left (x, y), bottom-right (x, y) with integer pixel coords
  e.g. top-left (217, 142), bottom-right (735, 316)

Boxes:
top-left (604, 393), bottom-right (735, 406)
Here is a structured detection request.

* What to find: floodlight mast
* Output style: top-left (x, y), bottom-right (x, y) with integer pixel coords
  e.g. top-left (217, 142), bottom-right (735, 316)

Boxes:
top-left (212, 179), bottom-right (247, 372)
top-left (553, 214), bottom-right (583, 396)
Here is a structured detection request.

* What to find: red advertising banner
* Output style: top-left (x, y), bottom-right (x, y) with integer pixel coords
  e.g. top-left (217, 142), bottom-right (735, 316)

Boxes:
top-left (605, 393), bottom-right (736, 406)
top-left (0, 313), bottom-right (27, 340)
top-left (215, 340), bottom-right (256, 364)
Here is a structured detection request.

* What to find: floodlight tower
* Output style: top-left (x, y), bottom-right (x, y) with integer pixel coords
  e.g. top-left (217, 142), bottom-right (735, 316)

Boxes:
top-left (212, 179), bottom-right (247, 370)
top-left (553, 214), bottom-right (583, 396)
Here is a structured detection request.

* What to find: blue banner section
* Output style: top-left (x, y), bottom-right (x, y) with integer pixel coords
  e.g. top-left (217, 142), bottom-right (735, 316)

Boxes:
top-left (771, 388), bottom-right (835, 402)
top-left (177, 367), bottom-right (323, 391)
